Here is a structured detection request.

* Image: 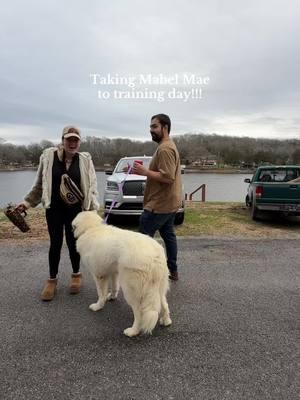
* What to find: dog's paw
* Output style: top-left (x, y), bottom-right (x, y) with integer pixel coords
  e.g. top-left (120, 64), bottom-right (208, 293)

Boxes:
top-left (106, 292), bottom-right (118, 301)
top-left (89, 302), bottom-right (104, 312)
top-left (123, 327), bottom-right (140, 337)
top-left (159, 316), bottom-right (172, 326)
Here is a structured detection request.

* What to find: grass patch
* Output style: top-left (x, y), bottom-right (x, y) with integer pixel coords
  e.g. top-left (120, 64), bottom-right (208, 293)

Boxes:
top-left (175, 202), bottom-right (300, 238)
top-left (1, 202), bottom-right (300, 243)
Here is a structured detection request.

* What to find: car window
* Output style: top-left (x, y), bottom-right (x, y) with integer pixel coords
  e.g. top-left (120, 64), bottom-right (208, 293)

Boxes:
top-left (115, 158), bottom-right (151, 173)
top-left (258, 169), bottom-right (300, 182)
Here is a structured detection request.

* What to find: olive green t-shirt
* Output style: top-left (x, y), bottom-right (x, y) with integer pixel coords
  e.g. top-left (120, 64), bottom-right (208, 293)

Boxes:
top-left (143, 139), bottom-right (182, 213)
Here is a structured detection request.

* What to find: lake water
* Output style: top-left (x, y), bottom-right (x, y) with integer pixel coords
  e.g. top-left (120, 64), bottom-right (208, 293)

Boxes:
top-left (0, 170), bottom-right (253, 207)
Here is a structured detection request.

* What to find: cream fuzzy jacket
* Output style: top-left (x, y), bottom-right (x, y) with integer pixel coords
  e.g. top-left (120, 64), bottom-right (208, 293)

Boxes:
top-left (23, 147), bottom-right (99, 210)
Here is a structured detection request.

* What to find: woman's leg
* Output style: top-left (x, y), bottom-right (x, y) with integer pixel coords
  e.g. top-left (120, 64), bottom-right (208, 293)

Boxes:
top-left (42, 208), bottom-right (64, 301)
top-left (64, 206), bottom-right (82, 294)
top-left (46, 208), bottom-right (64, 279)
top-left (64, 206), bottom-right (81, 273)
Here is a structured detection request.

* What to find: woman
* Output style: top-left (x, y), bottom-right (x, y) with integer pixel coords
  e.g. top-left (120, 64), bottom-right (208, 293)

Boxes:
top-left (17, 126), bottom-right (99, 301)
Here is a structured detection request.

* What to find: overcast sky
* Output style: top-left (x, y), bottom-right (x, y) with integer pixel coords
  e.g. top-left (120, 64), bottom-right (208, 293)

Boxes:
top-left (1, 0), bottom-right (299, 144)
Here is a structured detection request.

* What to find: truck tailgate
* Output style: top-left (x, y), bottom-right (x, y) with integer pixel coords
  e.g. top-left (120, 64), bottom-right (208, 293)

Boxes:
top-left (259, 183), bottom-right (300, 203)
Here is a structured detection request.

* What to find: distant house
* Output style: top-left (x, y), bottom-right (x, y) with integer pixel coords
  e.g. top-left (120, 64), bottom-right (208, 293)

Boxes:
top-left (240, 161), bottom-right (257, 169)
top-left (192, 156), bottom-right (217, 167)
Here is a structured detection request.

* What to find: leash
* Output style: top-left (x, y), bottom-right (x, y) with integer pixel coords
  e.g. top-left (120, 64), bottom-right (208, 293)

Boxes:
top-left (104, 165), bottom-right (132, 224)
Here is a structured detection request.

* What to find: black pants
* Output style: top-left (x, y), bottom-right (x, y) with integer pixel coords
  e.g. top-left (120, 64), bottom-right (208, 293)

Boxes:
top-left (46, 205), bottom-right (82, 279)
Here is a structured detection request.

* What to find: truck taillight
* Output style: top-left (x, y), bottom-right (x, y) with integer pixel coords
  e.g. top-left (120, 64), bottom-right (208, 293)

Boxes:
top-left (256, 186), bottom-right (263, 198)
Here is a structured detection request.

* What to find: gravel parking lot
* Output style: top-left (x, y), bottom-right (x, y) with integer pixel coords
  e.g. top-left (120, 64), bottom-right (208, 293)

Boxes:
top-left (0, 238), bottom-right (299, 400)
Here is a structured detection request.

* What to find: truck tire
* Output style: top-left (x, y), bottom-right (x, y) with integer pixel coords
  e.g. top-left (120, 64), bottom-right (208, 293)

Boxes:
top-left (251, 204), bottom-right (259, 221)
top-left (245, 195), bottom-right (251, 207)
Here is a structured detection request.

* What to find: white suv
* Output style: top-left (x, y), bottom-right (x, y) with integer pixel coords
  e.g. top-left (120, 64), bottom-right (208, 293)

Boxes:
top-left (103, 156), bottom-right (185, 224)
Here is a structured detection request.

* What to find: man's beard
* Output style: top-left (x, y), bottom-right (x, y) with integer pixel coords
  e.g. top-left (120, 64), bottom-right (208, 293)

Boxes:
top-left (151, 132), bottom-right (162, 143)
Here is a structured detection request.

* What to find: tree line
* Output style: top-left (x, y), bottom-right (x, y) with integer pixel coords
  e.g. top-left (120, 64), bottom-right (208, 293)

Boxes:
top-left (1, 134), bottom-right (300, 168)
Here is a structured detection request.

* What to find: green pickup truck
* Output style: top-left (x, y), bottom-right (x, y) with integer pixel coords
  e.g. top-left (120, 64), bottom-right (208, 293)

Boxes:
top-left (244, 165), bottom-right (300, 220)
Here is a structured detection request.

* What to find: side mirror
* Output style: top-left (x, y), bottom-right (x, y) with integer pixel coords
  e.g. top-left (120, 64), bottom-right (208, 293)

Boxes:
top-left (105, 170), bottom-right (113, 175)
top-left (244, 178), bottom-right (251, 183)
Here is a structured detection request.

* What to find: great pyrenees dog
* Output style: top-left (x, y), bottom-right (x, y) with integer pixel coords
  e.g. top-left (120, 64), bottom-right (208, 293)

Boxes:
top-left (72, 211), bottom-right (172, 337)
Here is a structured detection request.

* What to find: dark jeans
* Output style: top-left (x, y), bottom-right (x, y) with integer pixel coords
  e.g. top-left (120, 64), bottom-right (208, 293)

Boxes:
top-left (45, 205), bottom-right (81, 279)
top-left (139, 210), bottom-right (178, 273)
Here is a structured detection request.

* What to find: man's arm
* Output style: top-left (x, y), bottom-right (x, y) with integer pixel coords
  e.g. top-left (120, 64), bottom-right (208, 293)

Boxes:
top-left (132, 162), bottom-right (173, 184)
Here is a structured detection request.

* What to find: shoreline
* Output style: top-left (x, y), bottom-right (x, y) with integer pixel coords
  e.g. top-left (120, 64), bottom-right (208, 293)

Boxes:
top-left (0, 166), bottom-right (255, 174)
top-left (183, 168), bottom-right (254, 174)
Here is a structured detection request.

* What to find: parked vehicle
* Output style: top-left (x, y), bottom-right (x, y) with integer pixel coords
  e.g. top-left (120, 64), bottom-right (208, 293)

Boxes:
top-left (244, 165), bottom-right (300, 220)
top-left (104, 156), bottom-right (185, 224)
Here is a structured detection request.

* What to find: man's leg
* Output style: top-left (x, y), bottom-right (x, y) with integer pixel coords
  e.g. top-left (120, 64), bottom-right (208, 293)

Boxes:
top-left (139, 210), bottom-right (160, 237)
top-left (140, 211), bottom-right (178, 279)
top-left (159, 213), bottom-right (178, 279)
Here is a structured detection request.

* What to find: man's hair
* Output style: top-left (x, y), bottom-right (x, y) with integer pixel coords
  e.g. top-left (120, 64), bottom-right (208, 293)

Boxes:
top-left (151, 114), bottom-right (171, 133)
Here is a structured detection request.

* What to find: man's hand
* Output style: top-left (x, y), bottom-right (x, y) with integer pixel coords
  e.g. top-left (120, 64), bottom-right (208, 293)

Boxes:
top-left (132, 161), bottom-right (148, 176)
top-left (132, 162), bottom-right (173, 184)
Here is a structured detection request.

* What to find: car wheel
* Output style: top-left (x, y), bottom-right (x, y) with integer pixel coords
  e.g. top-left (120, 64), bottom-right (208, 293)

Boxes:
top-left (174, 212), bottom-right (185, 225)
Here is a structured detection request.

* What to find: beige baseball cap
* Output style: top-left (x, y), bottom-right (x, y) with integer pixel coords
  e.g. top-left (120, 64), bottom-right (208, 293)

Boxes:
top-left (62, 126), bottom-right (81, 140)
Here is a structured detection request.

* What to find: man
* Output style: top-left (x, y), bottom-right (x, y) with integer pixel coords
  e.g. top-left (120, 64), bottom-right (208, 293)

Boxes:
top-left (132, 114), bottom-right (182, 281)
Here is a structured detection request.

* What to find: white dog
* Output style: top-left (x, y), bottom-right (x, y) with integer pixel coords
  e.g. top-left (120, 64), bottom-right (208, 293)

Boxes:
top-left (72, 211), bottom-right (172, 337)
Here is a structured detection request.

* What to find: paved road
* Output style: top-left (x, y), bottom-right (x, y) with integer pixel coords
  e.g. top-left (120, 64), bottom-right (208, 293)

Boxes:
top-left (0, 238), bottom-right (299, 400)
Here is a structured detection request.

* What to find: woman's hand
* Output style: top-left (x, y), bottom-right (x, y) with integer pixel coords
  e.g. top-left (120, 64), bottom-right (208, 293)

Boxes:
top-left (15, 203), bottom-right (28, 213)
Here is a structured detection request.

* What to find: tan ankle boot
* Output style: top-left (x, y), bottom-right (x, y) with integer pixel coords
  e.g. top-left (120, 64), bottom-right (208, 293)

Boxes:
top-left (69, 273), bottom-right (82, 294)
top-left (41, 278), bottom-right (57, 301)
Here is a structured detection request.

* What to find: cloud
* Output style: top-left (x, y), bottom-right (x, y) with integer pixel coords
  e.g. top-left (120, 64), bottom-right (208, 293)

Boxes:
top-left (1, 0), bottom-right (299, 144)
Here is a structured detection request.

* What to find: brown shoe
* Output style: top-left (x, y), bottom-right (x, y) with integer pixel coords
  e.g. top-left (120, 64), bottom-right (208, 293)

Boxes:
top-left (169, 271), bottom-right (179, 281)
top-left (69, 273), bottom-right (82, 294)
top-left (41, 278), bottom-right (57, 301)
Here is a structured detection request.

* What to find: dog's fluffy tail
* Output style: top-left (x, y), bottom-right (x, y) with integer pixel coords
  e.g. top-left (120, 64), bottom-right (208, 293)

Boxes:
top-left (139, 260), bottom-right (170, 334)
top-left (141, 310), bottom-right (159, 335)
top-left (140, 286), bottom-right (161, 334)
